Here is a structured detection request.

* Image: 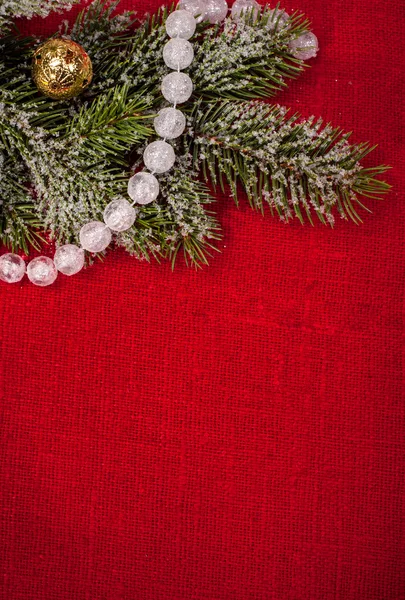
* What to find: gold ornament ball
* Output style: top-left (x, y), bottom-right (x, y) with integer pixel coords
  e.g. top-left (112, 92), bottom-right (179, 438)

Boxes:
top-left (32, 38), bottom-right (93, 100)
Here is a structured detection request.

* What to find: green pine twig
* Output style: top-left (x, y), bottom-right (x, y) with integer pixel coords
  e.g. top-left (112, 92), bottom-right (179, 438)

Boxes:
top-left (0, 0), bottom-right (391, 267)
top-left (191, 99), bottom-right (391, 225)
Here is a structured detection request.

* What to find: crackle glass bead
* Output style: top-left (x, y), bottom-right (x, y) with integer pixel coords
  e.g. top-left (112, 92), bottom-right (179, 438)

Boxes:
top-left (161, 72), bottom-right (193, 104)
top-left (103, 199), bottom-right (136, 232)
top-left (178, 0), bottom-right (206, 22)
top-left (266, 8), bottom-right (290, 30)
top-left (289, 32), bottom-right (319, 60)
top-left (143, 140), bottom-right (176, 174)
top-left (166, 10), bottom-right (196, 39)
top-left (0, 253), bottom-right (26, 283)
top-left (128, 172), bottom-right (160, 205)
top-left (163, 38), bottom-right (194, 70)
top-left (79, 221), bottom-right (112, 252)
top-left (54, 244), bottom-right (85, 276)
top-left (205, 0), bottom-right (228, 23)
top-left (27, 256), bottom-right (57, 287)
top-left (154, 107), bottom-right (186, 139)
top-left (231, 0), bottom-right (261, 20)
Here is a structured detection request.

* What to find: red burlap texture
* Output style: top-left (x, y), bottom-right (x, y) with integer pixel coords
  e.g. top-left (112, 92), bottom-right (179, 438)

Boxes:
top-left (1, 1), bottom-right (404, 598)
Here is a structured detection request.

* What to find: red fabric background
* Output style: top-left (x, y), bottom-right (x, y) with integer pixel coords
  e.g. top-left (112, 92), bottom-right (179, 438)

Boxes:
top-left (1, 1), bottom-right (404, 599)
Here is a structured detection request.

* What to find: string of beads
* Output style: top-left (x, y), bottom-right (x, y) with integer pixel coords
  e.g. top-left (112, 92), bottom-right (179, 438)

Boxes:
top-left (0, 0), bottom-right (318, 286)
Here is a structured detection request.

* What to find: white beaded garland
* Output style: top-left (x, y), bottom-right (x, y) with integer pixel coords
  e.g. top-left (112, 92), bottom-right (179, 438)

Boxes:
top-left (161, 71), bottom-right (193, 104)
top-left (231, 0), bottom-right (261, 20)
top-left (154, 107), bottom-right (186, 139)
top-left (178, 0), bottom-right (206, 22)
top-left (54, 244), bottom-right (85, 276)
top-left (8, 5), bottom-right (198, 287)
top-left (289, 32), bottom-right (319, 60)
top-left (143, 140), bottom-right (176, 174)
top-left (0, 253), bottom-right (26, 283)
top-left (204, 0), bottom-right (229, 23)
top-left (27, 256), bottom-right (58, 287)
top-left (79, 221), bottom-right (112, 252)
top-left (165, 9), bottom-right (196, 39)
top-left (163, 38), bottom-right (194, 70)
top-left (103, 199), bottom-right (136, 232)
top-left (5, 4), bottom-right (323, 289)
top-left (128, 172), bottom-right (160, 205)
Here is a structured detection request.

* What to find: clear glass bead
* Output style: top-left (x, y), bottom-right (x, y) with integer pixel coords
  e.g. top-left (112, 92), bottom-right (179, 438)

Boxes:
top-left (27, 256), bottom-right (57, 287)
top-left (161, 72), bottom-right (193, 104)
top-left (128, 172), bottom-right (160, 205)
top-left (205, 0), bottom-right (228, 23)
top-left (143, 141), bottom-right (176, 174)
top-left (54, 244), bottom-right (85, 276)
top-left (231, 0), bottom-right (261, 20)
top-left (266, 8), bottom-right (290, 30)
top-left (79, 221), bottom-right (112, 252)
top-left (178, 0), bottom-right (206, 23)
top-left (289, 32), bottom-right (319, 60)
top-left (163, 38), bottom-right (194, 70)
top-left (165, 10), bottom-right (196, 39)
top-left (103, 199), bottom-right (136, 232)
top-left (154, 107), bottom-right (186, 139)
top-left (0, 253), bottom-right (26, 283)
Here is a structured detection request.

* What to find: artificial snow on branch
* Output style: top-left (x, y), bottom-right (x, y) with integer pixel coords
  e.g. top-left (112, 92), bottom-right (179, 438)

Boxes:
top-left (0, 0), bottom-right (390, 279)
top-left (0, 0), bottom-right (80, 32)
top-left (192, 100), bottom-right (389, 225)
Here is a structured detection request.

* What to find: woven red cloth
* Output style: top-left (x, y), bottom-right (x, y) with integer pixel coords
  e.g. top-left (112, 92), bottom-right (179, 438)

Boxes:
top-left (1, 1), bottom-right (404, 598)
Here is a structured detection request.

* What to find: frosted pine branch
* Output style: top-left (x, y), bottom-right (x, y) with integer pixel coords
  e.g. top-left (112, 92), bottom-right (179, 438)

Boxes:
top-left (192, 100), bottom-right (390, 225)
top-left (0, 0), bottom-right (391, 267)
top-left (192, 8), bottom-right (310, 100)
top-left (0, 0), bottom-right (79, 32)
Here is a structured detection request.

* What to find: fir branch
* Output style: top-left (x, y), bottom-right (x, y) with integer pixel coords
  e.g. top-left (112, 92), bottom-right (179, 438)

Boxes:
top-left (0, 34), bottom-right (71, 131)
top-left (191, 6), bottom-right (310, 101)
top-left (62, 84), bottom-right (154, 162)
top-left (26, 141), bottom-right (126, 244)
top-left (159, 160), bottom-right (222, 268)
top-left (66, 2), bottom-right (311, 103)
top-left (0, 101), bottom-right (126, 243)
top-left (0, 0), bottom-right (391, 267)
top-left (65, 0), bottom-right (136, 58)
top-left (0, 0), bottom-right (80, 33)
top-left (191, 99), bottom-right (391, 225)
top-left (117, 155), bottom-right (222, 268)
top-left (0, 153), bottom-right (45, 252)
top-left (0, 198), bottom-right (45, 254)
top-left (68, 1), bottom-right (173, 98)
